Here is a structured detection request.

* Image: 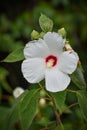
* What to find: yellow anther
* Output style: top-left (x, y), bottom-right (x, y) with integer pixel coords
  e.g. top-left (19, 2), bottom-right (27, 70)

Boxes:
top-left (46, 59), bottom-right (54, 68)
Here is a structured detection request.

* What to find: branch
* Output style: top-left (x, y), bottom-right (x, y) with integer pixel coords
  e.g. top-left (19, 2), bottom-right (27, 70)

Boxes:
top-left (60, 102), bottom-right (79, 115)
top-left (52, 98), bottom-right (64, 130)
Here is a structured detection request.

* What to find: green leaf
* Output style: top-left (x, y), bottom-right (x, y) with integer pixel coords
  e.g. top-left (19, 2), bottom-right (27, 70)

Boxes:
top-left (20, 89), bottom-right (40, 130)
top-left (8, 89), bottom-right (40, 130)
top-left (0, 107), bottom-right (10, 130)
top-left (1, 80), bottom-right (12, 93)
top-left (0, 32), bottom-right (24, 52)
top-left (0, 86), bottom-right (2, 100)
top-left (7, 90), bottom-right (28, 130)
top-left (51, 90), bottom-right (67, 113)
top-left (77, 90), bottom-right (87, 121)
top-left (39, 14), bottom-right (53, 32)
top-left (71, 65), bottom-right (86, 90)
top-left (55, 124), bottom-right (72, 130)
top-left (2, 47), bottom-right (24, 62)
top-left (0, 66), bottom-right (8, 80)
top-left (0, 67), bottom-right (12, 93)
top-left (29, 123), bottom-right (43, 130)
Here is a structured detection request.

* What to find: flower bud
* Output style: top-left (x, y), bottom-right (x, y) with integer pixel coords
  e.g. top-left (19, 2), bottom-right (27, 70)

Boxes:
top-left (58, 28), bottom-right (67, 37)
top-left (31, 30), bottom-right (39, 40)
top-left (40, 90), bottom-right (46, 97)
top-left (40, 32), bottom-right (45, 38)
top-left (39, 98), bottom-right (46, 107)
top-left (65, 43), bottom-right (73, 51)
top-left (13, 87), bottom-right (24, 98)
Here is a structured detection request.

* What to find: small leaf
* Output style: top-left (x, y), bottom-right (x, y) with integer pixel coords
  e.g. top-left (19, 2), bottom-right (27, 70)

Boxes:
top-left (2, 47), bottom-right (24, 62)
top-left (51, 90), bottom-right (67, 113)
top-left (71, 65), bottom-right (86, 90)
top-left (39, 14), bottom-right (53, 32)
top-left (77, 90), bottom-right (87, 121)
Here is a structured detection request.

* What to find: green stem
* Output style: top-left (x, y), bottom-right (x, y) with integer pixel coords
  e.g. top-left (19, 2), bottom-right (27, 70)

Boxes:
top-left (67, 89), bottom-right (77, 94)
top-left (38, 83), bottom-right (64, 130)
top-left (52, 98), bottom-right (64, 130)
top-left (38, 83), bottom-right (51, 98)
top-left (67, 89), bottom-right (81, 97)
top-left (38, 83), bottom-right (44, 89)
top-left (60, 102), bottom-right (79, 115)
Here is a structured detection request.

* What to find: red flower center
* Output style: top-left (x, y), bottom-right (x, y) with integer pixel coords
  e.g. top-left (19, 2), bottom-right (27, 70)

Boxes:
top-left (45, 55), bottom-right (58, 68)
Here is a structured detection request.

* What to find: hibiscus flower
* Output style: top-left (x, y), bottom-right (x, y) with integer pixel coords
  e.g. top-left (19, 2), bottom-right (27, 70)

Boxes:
top-left (21, 32), bottom-right (79, 92)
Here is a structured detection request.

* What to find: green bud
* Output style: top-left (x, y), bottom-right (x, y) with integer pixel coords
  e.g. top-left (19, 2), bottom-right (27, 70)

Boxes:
top-left (31, 30), bottom-right (39, 40)
top-left (58, 28), bottom-right (67, 37)
top-left (39, 14), bottom-right (53, 32)
top-left (40, 89), bottom-right (46, 97)
top-left (40, 32), bottom-right (45, 38)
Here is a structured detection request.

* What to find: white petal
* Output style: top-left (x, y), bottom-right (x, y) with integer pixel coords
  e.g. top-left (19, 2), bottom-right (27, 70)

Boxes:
top-left (45, 68), bottom-right (70, 92)
top-left (58, 51), bottom-right (79, 74)
top-left (44, 32), bottom-right (65, 56)
top-left (21, 58), bottom-right (45, 83)
top-left (24, 39), bottom-right (50, 59)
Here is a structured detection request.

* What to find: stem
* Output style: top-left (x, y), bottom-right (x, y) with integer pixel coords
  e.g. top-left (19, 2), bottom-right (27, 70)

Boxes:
top-left (39, 97), bottom-right (51, 101)
top-left (52, 98), bottom-right (64, 130)
top-left (60, 102), bottom-right (79, 115)
top-left (67, 89), bottom-right (77, 94)
top-left (43, 97), bottom-right (51, 101)
top-left (67, 89), bottom-right (81, 97)
top-left (38, 83), bottom-right (44, 89)
top-left (38, 83), bottom-right (51, 98)
top-left (38, 83), bottom-right (64, 129)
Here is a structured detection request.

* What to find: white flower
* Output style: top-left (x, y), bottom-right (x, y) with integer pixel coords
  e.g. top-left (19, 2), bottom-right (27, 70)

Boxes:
top-left (13, 87), bottom-right (24, 98)
top-left (21, 32), bottom-right (79, 92)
